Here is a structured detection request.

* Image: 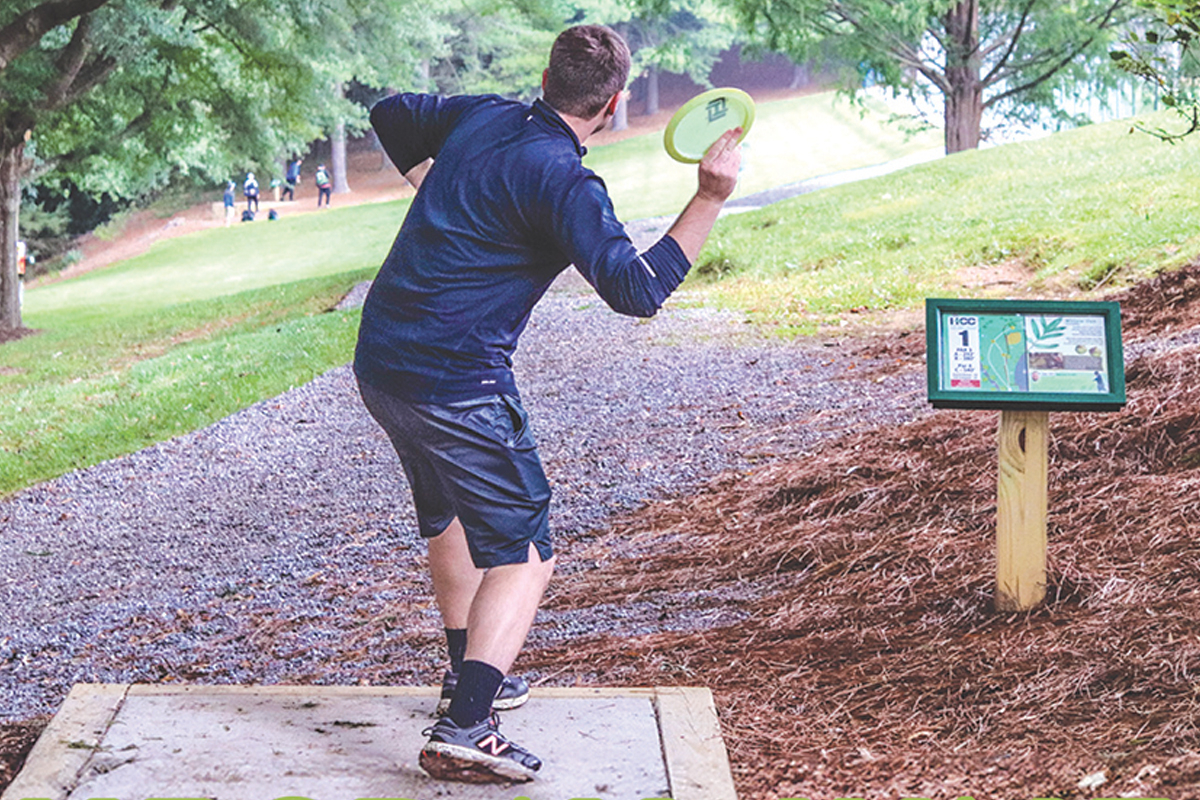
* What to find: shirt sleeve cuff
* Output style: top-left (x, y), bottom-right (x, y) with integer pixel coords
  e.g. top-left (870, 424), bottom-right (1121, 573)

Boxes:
top-left (640, 235), bottom-right (692, 296)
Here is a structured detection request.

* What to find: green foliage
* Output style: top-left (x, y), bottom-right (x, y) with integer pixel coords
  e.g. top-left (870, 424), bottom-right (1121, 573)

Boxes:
top-left (729, 0), bottom-right (1134, 151)
top-left (426, 0), bottom-right (558, 99)
top-left (16, 193), bottom-right (72, 270)
top-left (629, 0), bottom-right (737, 87)
top-left (574, 0), bottom-right (739, 88)
top-left (1, 0), bottom-right (455, 207)
top-left (0, 0), bottom-right (464, 328)
top-left (1110, 0), bottom-right (1200, 140)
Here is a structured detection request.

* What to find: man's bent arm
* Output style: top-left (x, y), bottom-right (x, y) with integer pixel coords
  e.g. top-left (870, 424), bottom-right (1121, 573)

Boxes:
top-left (665, 127), bottom-right (743, 263)
top-left (405, 158), bottom-right (432, 190)
top-left (370, 93), bottom-right (472, 177)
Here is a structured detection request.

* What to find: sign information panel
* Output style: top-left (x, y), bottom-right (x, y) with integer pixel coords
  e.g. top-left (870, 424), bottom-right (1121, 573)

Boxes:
top-left (926, 299), bottom-right (1126, 411)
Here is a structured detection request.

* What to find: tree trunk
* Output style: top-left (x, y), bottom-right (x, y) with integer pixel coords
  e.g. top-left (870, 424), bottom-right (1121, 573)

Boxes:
top-left (331, 82), bottom-right (351, 194)
top-left (612, 91), bottom-right (628, 131)
top-left (645, 65), bottom-right (660, 116)
top-left (332, 119), bottom-right (350, 194)
top-left (943, 0), bottom-right (983, 154)
top-left (790, 61), bottom-right (811, 90)
top-left (0, 139), bottom-right (23, 332)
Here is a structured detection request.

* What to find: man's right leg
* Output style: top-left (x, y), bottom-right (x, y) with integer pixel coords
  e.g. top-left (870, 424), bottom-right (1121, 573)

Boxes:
top-left (418, 395), bottom-right (554, 782)
top-left (430, 519), bottom-right (534, 715)
top-left (462, 542), bottom-right (555, 675)
top-left (422, 542), bottom-right (553, 783)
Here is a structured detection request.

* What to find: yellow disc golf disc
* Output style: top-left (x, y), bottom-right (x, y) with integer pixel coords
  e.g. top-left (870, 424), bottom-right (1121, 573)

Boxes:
top-left (663, 87), bottom-right (756, 164)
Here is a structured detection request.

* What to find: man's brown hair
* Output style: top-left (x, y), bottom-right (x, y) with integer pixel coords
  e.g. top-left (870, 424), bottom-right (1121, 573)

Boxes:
top-left (543, 25), bottom-right (631, 119)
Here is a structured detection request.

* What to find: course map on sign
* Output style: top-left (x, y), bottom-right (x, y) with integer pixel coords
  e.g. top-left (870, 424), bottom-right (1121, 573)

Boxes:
top-left (942, 313), bottom-right (1110, 395)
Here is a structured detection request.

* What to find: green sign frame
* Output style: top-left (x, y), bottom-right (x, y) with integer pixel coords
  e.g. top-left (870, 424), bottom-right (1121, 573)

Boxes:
top-left (926, 298), bottom-right (1126, 411)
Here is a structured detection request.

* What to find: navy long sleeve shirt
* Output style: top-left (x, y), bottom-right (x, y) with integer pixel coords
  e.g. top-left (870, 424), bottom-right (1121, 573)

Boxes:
top-left (354, 92), bottom-right (693, 403)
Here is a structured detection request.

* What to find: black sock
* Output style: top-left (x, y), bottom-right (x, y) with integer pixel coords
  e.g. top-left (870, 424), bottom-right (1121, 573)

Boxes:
top-left (448, 659), bottom-right (503, 728)
top-left (445, 628), bottom-right (467, 673)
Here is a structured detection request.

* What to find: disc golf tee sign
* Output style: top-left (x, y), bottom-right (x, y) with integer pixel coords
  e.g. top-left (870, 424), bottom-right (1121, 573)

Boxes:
top-left (926, 299), bottom-right (1126, 611)
top-left (927, 298), bottom-right (1125, 410)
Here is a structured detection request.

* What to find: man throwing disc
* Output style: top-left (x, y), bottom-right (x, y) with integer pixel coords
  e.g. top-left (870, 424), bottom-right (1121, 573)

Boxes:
top-left (354, 23), bottom-right (741, 783)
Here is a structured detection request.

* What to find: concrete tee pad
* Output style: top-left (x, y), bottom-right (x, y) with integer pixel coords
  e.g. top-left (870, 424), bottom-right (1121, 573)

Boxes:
top-left (3, 685), bottom-right (736, 800)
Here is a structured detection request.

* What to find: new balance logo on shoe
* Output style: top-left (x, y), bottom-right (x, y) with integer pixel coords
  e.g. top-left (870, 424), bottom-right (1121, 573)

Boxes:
top-left (475, 733), bottom-right (511, 756)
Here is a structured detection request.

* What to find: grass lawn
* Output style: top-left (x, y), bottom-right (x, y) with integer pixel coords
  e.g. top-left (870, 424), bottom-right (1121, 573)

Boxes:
top-left (28, 201), bottom-right (404, 317)
top-left (0, 277), bottom-right (369, 494)
top-left (0, 200), bottom-right (406, 495)
top-left (692, 110), bottom-right (1200, 334)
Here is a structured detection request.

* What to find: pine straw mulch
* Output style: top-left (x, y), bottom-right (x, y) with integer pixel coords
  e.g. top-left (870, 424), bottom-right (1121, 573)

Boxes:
top-left (518, 264), bottom-right (1200, 800)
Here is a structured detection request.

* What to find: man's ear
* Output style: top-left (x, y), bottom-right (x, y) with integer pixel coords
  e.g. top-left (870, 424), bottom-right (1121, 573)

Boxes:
top-left (542, 69), bottom-right (549, 92)
top-left (605, 91), bottom-right (622, 116)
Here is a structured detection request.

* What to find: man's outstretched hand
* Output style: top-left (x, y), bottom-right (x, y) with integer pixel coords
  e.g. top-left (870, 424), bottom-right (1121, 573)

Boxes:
top-left (697, 127), bottom-right (743, 203)
top-left (664, 127), bottom-right (744, 263)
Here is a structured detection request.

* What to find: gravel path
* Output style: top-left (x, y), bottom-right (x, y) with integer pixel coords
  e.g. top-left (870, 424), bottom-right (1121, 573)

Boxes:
top-left (0, 220), bottom-right (929, 723)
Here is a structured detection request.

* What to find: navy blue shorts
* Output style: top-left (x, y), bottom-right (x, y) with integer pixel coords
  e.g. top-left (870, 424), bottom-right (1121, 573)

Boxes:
top-left (358, 379), bottom-right (552, 569)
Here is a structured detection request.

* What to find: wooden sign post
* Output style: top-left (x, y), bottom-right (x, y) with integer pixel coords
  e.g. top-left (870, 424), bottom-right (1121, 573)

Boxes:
top-left (926, 299), bottom-right (1125, 612)
top-left (995, 409), bottom-right (1048, 610)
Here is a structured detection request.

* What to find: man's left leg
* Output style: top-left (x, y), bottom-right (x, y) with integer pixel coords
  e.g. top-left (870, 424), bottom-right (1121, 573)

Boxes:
top-left (429, 518), bottom-right (480, 705)
top-left (429, 517), bottom-right (482, 631)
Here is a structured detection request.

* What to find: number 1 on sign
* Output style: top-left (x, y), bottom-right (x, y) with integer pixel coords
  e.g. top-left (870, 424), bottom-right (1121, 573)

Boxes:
top-left (946, 316), bottom-right (982, 389)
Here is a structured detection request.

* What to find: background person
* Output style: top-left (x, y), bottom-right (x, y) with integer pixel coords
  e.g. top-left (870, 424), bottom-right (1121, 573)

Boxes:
top-left (314, 164), bottom-right (332, 207)
top-left (223, 181), bottom-right (236, 226)
top-left (283, 157), bottom-right (302, 201)
top-left (354, 23), bottom-right (740, 783)
top-left (243, 172), bottom-right (260, 213)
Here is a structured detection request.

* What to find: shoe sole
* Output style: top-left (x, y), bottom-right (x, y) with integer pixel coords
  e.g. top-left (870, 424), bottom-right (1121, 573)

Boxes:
top-left (434, 691), bottom-right (529, 717)
top-left (419, 742), bottom-right (537, 783)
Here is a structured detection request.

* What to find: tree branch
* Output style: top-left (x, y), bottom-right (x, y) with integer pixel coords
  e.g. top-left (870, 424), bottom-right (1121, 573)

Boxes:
top-left (42, 13), bottom-right (92, 110)
top-left (829, 0), bottom-right (942, 85)
top-left (53, 52), bottom-right (117, 108)
top-left (985, 34), bottom-right (1098, 106)
top-left (917, 63), bottom-right (951, 94)
top-left (983, 0), bottom-right (1126, 103)
top-left (0, 0), bottom-right (112, 73)
top-left (981, 0), bottom-right (1036, 84)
